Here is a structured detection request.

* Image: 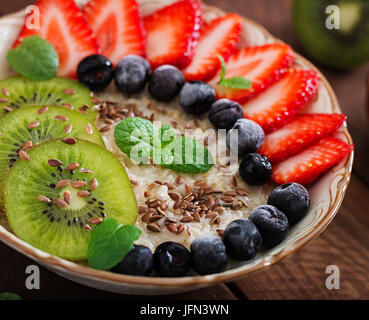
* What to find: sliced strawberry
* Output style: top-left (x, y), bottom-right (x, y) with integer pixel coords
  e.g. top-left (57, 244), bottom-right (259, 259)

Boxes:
top-left (182, 13), bottom-right (242, 82)
top-left (209, 43), bottom-right (294, 102)
top-left (143, 0), bottom-right (203, 69)
top-left (272, 137), bottom-right (353, 186)
top-left (83, 0), bottom-right (145, 65)
top-left (242, 69), bottom-right (320, 133)
top-left (13, 0), bottom-right (99, 78)
top-left (259, 113), bottom-right (347, 163)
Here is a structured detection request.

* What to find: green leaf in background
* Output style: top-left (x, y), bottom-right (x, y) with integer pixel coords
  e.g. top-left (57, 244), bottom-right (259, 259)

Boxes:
top-left (0, 292), bottom-right (22, 300)
top-left (7, 36), bottom-right (59, 80)
top-left (114, 117), bottom-right (214, 174)
top-left (88, 218), bottom-right (141, 270)
top-left (217, 55), bottom-right (252, 90)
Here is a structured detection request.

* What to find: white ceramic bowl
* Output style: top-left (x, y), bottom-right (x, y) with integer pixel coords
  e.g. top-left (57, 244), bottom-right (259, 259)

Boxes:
top-left (0, 1), bottom-right (353, 295)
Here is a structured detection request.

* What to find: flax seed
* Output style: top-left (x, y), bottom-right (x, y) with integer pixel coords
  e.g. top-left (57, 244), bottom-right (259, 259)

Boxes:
top-left (168, 192), bottom-right (180, 201)
top-left (80, 168), bottom-right (93, 174)
top-left (176, 176), bottom-right (184, 185)
top-left (221, 196), bottom-right (234, 203)
top-left (231, 176), bottom-right (238, 188)
top-left (138, 205), bottom-right (148, 214)
top-left (148, 200), bottom-right (160, 208)
top-left (130, 179), bottom-right (139, 185)
top-left (53, 198), bottom-right (67, 208)
top-left (64, 124), bottom-right (72, 134)
top-left (37, 106), bottom-right (48, 114)
top-left (160, 200), bottom-right (169, 211)
top-left (192, 212), bottom-right (201, 222)
top-left (88, 217), bottom-right (103, 225)
top-left (148, 215), bottom-right (162, 223)
top-left (216, 229), bottom-right (224, 237)
top-left (63, 191), bottom-right (71, 204)
top-left (144, 191), bottom-right (151, 198)
top-left (165, 217), bottom-right (178, 225)
top-left (3, 106), bottom-right (13, 112)
top-left (48, 159), bottom-right (63, 167)
top-left (61, 103), bottom-right (74, 110)
top-left (85, 123), bottom-right (93, 135)
top-left (83, 224), bottom-right (92, 231)
top-left (213, 206), bottom-right (225, 214)
top-left (173, 199), bottom-right (181, 210)
top-left (77, 190), bottom-right (90, 198)
top-left (21, 140), bottom-right (33, 150)
top-left (185, 184), bottom-right (192, 193)
top-left (236, 188), bottom-right (248, 196)
top-left (232, 200), bottom-right (244, 210)
top-left (63, 88), bottom-right (75, 95)
top-left (18, 149), bottom-right (30, 161)
top-left (55, 115), bottom-right (68, 122)
top-left (65, 162), bottom-right (79, 170)
top-left (148, 208), bottom-right (157, 215)
top-left (167, 223), bottom-right (177, 233)
top-left (206, 198), bottom-right (215, 209)
top-left (37, 195), bottom-right (51, 203)
top-left (71, 180), bottom-right (87, 188)
top-left (2, 87), bottom-right (10, 96)
top-left (147, 223), bottom-right (161, 233)
top-left (91, 97), bottom-right (100, 104)
top-left (180, 216), bottom-right (193, 223)
top-left (99, 125), bottom-right (111, 132)
top-left (223, 191), bottom-right (237, 197)
top-left (89, 178), bottom-right (98, 191)
top-left (164, 182), bottom-right (175, 190)
top-left (62, 137), bottom-right (77, 145)
top-left (180, 201), bottom-right (187, 209)
top-left (205, 211), bottom-right (218, 219)
top-left (28, 120), bottom-right (40, 129)
top-left (194, 180), bottom-right (207, 187)
top-left (212, 217), bottom-right (221, 225)
top-left (56, 179), bottom-right (70, 188)
top-left (156, 207), bottom-right (167, 216)
top-left (177, 224), bottom-right (185, 234)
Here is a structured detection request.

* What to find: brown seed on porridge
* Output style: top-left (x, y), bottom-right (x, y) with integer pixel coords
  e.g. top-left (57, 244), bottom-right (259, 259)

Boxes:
top-left (177, 224), bottom-right (185, 234)
top-left (147, 223), bottom-right (161, 233)
top-left (138, 205), bottom-right (148, 214)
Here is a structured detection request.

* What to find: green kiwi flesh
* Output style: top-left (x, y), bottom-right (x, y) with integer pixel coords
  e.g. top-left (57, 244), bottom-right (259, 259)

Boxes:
top-left (293, 0), bottom-right (369, 69)
top-left (4, 139), bottom-right (138, 260)
top-left (0, 106), bottom-right (104, 204)
top-left (0, 76), bottom-right (98, 122)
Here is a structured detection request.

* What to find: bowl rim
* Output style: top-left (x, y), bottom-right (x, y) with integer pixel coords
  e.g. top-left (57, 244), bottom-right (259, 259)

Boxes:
top-left (0, 5), bottom-right (354, 289)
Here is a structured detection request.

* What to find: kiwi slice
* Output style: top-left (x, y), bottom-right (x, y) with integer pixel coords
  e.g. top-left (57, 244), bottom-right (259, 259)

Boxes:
top-left (0, 106), bottom-right (104, 204)
top-left (3, 139), bottom-right (138, 260)
top-left (293, 0), bottom-right (369, 69)
top-left (0, 76), bottom-right (98, 121)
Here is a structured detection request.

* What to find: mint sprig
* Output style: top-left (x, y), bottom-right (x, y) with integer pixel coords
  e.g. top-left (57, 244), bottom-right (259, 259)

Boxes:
top-left (217, 55), bottom-right (252, 89)
top-left (7, 36), bottom-right (58, 80)
top-left (114, 117), bottom-right (213, 174)
top-left (0, 292), bottom-right (22, 300)
top-left (88, 218), bottom-right (141, 270)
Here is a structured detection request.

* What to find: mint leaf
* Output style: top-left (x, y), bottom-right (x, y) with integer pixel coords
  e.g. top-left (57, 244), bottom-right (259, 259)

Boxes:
top-left (219, 77), bottom-right (252, 89)
top-left (217, 54), bottom-right (251, 89)
top-left (114, 117), bottom-right (213, 174)
top-left (7, 36), bottom-right (58, 80)
top-left (162, 136), bottom-right (213, 173)
top-left (88, 218), bottom-right (141, 270)
top-left (0, 292), bottom-right (22, 300)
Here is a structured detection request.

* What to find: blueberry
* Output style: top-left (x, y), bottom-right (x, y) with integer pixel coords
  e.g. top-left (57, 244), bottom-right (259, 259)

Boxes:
top-left (239, 153), bottom-right (272, 186)
top-left (115, 55), bottom-right (151, 94)
top-left (223, 219), bottom-right (262, 260)
top-left (179, 81), bottom-right (216, 115)
top-left (267, 183), bottom-right (310, 225)
top-left (227, 119), bottom-right (265, 157)
top-left (77, 54), bottom-right (114, 91)
top-left (208, 99), bottom-right (244, 130)
top-left (154, 242), bottom-right (191, 277)
top-left (190, 235), bottom-right (227, 275)
top-left (249, 205), bottom-right (289, 247)
top-left (111, 245), bottom-right (153, 276)
top-left (148, 65), bottom-right (184, 101)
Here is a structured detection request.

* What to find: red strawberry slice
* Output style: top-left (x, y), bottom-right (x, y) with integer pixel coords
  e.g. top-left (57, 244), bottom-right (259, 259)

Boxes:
top-left (259, 113), bottom-right (347, 163)
top-left (13, 0), bottom-right (99, 78)
top-left (209, 43), bottom-right (294, 102)
top-left (143, 0), bottom-right (203, 69)
top-left (242, 69), bottom-right (320, 133)
top-left (272, 137), bottom-right (353, 186)
top-left (182, 13), bottom-right (242, 82)
top-left (83, 0), bottom-right (145, 65)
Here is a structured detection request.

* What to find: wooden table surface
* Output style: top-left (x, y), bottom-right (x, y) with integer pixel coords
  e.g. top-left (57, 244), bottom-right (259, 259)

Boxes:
top-left (1, 0), bottom-right (369, 300)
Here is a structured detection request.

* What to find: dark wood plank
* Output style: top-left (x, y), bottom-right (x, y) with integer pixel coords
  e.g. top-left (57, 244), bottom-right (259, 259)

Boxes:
top-left (0, 240), bottom-right (237, 300)
top-left (231, 174), bottom-right (369, 299)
